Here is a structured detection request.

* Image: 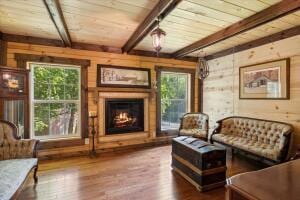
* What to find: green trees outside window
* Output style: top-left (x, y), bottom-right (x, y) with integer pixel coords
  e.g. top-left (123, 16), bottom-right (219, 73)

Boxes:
top-left (31, 64), bottom-right (81, 139)
top-left (160, 72), bottom-right (190, 130)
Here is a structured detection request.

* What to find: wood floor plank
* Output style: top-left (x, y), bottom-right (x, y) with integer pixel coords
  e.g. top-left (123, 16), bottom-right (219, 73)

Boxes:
top-left (19, 145), bottom-right (260, 200)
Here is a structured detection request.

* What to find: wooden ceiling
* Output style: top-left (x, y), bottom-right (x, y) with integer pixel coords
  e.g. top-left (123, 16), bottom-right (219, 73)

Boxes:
top-left (0, 0), bottom-right (299, 59)
top-left (189, 10), bottom-right (300, 57)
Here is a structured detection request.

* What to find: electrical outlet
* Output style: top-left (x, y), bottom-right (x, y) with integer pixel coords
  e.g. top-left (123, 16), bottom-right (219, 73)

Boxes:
top-left (85, 138), bottom-right (89, 145)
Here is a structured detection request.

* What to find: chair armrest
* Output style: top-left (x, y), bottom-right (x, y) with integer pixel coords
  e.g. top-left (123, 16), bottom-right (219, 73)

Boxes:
top-left (12, 139), bottom-right (39, 159)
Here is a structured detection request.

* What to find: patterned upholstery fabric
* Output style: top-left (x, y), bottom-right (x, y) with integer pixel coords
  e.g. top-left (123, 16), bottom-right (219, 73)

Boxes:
top-left (0, 121), bottom-right (39, 200)
top-left (0, 159), bottom-right (38, 200)
top-left (179, 113), bottom-right (208, 139)
top-left (212, 117), bottom-right (292, 162)
top-left (0, 121), bottom-right (38, 160)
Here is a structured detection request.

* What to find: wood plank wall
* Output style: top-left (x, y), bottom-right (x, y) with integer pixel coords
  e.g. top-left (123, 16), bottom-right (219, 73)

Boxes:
top-left (204, 35), bottom-right (300, 148)
top-left (5, 42), bottom-right (197, 157)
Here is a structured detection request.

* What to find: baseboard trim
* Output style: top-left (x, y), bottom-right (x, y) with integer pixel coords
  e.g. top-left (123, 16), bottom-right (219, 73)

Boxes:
top-left (38, 136), bottom-right (172, 160)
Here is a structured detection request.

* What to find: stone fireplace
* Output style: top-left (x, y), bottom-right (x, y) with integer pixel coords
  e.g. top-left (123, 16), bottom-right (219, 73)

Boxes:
top-left (97, 92), bottom-right (150, 143)
top-left (105, 98), bottom-right (144, 134)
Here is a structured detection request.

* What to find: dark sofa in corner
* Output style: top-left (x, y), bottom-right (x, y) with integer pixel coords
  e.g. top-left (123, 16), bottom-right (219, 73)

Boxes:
top-left (210, 116), bottom-right (293, 165)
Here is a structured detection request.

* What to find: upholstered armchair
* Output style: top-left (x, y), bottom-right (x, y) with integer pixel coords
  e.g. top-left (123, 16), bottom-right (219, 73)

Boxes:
top-left (0, 120), bottom-right (39, 160)
top-left (179, 113), bottom-right (209, 140)
top-left (0, 120), bottom-right (39, 200)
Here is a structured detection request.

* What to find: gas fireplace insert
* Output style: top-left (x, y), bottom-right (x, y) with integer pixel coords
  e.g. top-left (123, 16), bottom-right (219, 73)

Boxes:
top-left (105, 99), bottom-right (144, 134)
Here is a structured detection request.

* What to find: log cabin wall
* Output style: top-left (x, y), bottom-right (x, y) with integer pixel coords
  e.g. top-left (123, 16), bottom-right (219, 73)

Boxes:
top-left (5, 41), bottom-right (197, 158)
top-left (204, 35), bottom-right (300, 149)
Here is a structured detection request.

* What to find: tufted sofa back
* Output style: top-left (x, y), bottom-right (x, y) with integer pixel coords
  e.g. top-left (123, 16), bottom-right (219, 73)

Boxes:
top-left (219, 117), bottom-right (293, 150)
top-left (0, 120), bottom-right (38, 160)
top-left (181, 113), bottom-right (209, 131)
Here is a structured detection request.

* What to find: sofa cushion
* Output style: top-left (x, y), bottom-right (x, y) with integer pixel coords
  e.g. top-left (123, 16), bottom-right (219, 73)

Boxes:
top-left (179, 129), bottom-right (207, 138)
top-left (212, 133), bottom-right (281, 161)
top-left (0, 158), bottom-right (37, 200)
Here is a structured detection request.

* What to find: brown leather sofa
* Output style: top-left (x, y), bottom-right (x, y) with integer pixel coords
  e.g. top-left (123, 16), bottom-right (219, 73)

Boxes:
top-left (0, 120), bottom-right (39, 200)
top-left (211, 116), bottom-right (293, 164)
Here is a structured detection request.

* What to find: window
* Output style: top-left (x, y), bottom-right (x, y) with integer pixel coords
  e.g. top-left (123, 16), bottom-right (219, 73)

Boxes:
top-left (30, 63), bottom-right (81, 140)
top-left (160, 71), bottom-right (191, 130)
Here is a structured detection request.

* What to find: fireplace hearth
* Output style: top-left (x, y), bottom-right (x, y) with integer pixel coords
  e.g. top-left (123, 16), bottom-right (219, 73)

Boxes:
top-left (105, 99), bottom-right (144, 134)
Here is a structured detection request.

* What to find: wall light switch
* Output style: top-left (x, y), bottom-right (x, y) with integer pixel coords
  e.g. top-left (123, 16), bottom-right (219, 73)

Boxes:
top-left (85, 138), bottom-right (89, 145)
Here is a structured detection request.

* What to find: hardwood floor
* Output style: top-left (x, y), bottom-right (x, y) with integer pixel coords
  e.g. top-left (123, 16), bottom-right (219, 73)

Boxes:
top-left (20, 145), bottom-right (260, 200)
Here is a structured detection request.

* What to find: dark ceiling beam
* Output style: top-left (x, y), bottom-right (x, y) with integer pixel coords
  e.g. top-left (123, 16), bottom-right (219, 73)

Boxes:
top-left (2, 33), bottom-right (196, 62)
top-left (172, 0), bottom-right (300, 58)
top-left (205, 25), bottom-right (300, 60)
top-left (3, 33), bottom-right (64, 47)
top-left (122, 0), bottom-right (182, 53)
top-left (43, 0), bottom-right (72, 47)
top-left (129, 49), bottom-right (197, 62)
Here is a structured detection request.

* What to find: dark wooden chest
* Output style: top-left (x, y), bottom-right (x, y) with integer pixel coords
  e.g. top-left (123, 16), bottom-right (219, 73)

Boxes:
top-left (172, 136), bottom-right (227, 191)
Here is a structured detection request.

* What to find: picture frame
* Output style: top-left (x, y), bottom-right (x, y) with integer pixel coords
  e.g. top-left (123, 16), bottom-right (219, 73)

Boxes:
top-left (239, 58), bottom-right (290, 99)
top-left (97, 65), bottom-right (151, 89)
top-left (0, 66), bottom-right (28, 96)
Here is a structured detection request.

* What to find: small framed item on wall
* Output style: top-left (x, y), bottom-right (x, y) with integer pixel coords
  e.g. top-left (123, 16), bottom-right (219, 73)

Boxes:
top-left (97, 65), bottom-right (151, 89)
top-left (0, 66), bottom-right (28, 95)
top-left (239, 58), bottom-right (290, 99)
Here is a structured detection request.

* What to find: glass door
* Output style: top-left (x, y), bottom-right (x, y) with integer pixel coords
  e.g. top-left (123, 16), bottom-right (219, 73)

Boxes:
top-left (160, 71), bottom-right (191, 131)
top-left (3, 100), bottom-right (25, 138)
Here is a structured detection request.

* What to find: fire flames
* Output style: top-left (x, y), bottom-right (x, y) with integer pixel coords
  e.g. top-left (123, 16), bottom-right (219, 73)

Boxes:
top-left (113, 112), bottom-right (136, 128)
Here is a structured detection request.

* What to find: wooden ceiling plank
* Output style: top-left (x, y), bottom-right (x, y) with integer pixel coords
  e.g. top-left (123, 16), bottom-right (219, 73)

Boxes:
top-left (275, 14), bottom-right (300, 26)
top-left (43, 0), bottom-right (72, 47)
top-left (165, 14), bottom-right (221, 32)
top-left (223, 0), bottom-right (270, 12)
top-left (177, 1), bottom-right (242, 23)
top-left (170, 9), bottom-right (230, 27)
top-left (115, 0), bottom-right (158, 9)
top-left (172, 0), bottom-right (300, 58)
top-left (204, 25), bottom-right (300, 60)
top-left (186, 0), bottom-right (255, 18)
top-left (122, 0), bottom-right (182, 53)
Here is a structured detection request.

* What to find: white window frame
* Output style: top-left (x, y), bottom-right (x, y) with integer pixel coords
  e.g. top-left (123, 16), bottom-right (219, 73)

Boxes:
top-left (29, 62), bottom-right (81, 140)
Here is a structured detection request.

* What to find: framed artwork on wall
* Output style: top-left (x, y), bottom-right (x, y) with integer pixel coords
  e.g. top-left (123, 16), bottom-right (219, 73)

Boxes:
top-left (0, 66), bottom-right (28, 95)
top-left (239, 58), bottom-right (290, 99)
top-left (97, 65), bottom-right (151, 89)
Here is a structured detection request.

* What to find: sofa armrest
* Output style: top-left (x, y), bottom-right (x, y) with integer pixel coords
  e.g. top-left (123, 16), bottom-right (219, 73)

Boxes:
top-left (179, 117), bottom-right (183, 130)
top-left (278, 131), bottom-right (293, 162)
top-left (8, 139), bottom-right (39, 159)
top-left (210, 120), bottom-right (223, 143)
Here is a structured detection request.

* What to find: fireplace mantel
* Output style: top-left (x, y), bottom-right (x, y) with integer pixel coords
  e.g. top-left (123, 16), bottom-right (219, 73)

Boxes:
top-left (88, 87), bottom-right (153, 104)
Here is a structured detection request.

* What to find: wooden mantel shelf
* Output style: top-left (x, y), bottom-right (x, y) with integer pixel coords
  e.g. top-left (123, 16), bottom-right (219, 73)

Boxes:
top-left (88, 87), bottom-right (154, 104)
top-left (88, 87), bottom-right (153, 93)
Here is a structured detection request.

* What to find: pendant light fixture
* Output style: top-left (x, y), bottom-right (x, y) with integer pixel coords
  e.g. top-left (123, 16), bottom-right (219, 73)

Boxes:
top-left (151, 17), bottom-right (166, 56)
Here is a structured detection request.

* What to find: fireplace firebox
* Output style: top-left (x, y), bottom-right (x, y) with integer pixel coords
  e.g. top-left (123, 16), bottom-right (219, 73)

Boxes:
top-left (105, 99), bottom-right (144, 134)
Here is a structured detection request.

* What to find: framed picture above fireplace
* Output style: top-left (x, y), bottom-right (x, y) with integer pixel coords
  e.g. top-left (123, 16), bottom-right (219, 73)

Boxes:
top-left (97, 65), bottom-right (151, 89)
